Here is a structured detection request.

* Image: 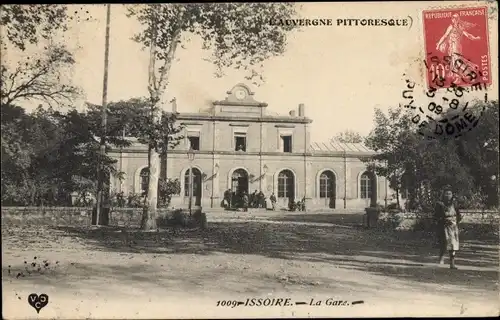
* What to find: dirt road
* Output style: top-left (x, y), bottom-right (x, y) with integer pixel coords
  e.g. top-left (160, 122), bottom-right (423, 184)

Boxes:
top-left (2, 213), bottom-right (498, 318)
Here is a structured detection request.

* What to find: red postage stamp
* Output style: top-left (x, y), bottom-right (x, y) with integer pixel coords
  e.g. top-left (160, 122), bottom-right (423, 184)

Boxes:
top-left (422, 6), bottom-right (491, 89)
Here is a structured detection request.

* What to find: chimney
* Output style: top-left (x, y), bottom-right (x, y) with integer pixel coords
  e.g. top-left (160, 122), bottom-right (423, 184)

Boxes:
top-left (289, 110), bottom-right (296, 117)
top-left (171, 98), bottom-right (177, 113)
top-left (298, 103), bottom-right (305, 117)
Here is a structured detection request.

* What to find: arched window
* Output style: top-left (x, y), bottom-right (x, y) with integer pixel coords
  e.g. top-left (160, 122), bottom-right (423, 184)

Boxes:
top-left (140, 168), bottom-right (149, 195)
top-left (184, 168), bottom-right (202, 197)
top-left (231, 169), bottom-right (249, 194)
top-left (319, 171), bottom-right (335, 198)
top-left (278, 170), bottom-right (294, 198)
top-left (360, 172), bottom-right (372, 199)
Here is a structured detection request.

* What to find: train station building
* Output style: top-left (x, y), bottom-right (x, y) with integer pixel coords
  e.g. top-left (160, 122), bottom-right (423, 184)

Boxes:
top-left (109, 83), bottom-right (390, 210)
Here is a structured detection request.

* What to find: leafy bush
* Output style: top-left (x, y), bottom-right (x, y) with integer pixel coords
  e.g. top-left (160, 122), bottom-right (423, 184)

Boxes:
top-left (158, 178), bottom-right (181, 208)
top-left (387, 211), bottom-right (404, 228)
top-left (73, 192), bottom-right (95, 207)
top-left (105, 177), bottom-right (180, 210)
top-left (385, 202), bottom-right (402, 212)
top-left (170, 209), bottom-right (188, 227)
top-left (108, 190), bottom-right (126, 208)
top-left (127, 192), bottom-right (144, 208)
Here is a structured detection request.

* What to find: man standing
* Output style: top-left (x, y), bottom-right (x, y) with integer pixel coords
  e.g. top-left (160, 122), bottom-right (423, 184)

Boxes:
top-left (250, 190), bottom-right (258, 208)
top-left (223, 189), bottom-right (231, 209)
top-left (270, 192), bottom-right (277, 211)
top-left (434, 185), bottom-right (462, 269)
top-left (242, 191), bottom-right (249, 212)
top-left (258, 191), bottom-right (265, 208)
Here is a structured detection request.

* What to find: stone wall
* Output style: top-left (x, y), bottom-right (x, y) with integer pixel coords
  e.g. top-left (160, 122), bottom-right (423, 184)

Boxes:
top-left (1, 207), bottom-right (172, 227)
top-left (388, 210), bottom-right (499, 222)
top-left (377, 210), bottom-right (499, 231)
top-left (2, 207), bottom-right (497, 229)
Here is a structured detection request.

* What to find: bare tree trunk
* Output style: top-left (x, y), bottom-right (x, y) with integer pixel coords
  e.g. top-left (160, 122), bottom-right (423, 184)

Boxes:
top-left (144, 146), bottom-right (160, 230)
top-left (141, 146), bottom-right (152, 229)
top-left (141, 7), bottom-right (182, 230)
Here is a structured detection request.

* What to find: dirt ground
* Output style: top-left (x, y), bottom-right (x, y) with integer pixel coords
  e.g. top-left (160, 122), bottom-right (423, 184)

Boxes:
top-left (2, 212), bottom-right (499, 319)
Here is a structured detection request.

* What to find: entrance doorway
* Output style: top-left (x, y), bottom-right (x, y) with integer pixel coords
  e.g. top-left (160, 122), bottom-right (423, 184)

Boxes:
top-left (231, 169), bottom-right (249, 195)
top-left (320, 170), bottom-right (336, 208)
top-left (184, 168), bottom-right (202, 206)
top-left (231, 169), bottom-right (249, 208)
top-left (360, 171), bottom-right (377, 207)
top-left (277, 169), bottom-right (295, 208)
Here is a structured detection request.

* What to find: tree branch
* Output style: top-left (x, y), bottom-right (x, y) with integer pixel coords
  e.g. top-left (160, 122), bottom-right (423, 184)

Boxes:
top-left (1, 52), bottom-right (77, 106)
top-left (156, 27), bottom-right (182, 96)
top-left (147, 9), bottom-right (158, 100)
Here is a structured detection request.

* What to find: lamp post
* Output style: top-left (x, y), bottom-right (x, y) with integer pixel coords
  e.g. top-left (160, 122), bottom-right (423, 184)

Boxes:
top-left (210, 163), bottom-right (219, 208)
top-left (260, 164), bottom-right (268, 192)
top-left (187, 147), bottom-right (195, 216)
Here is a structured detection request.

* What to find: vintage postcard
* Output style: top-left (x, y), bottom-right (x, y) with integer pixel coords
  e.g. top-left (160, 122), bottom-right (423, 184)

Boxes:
top-left (1, 1), bottom-right (498, 319)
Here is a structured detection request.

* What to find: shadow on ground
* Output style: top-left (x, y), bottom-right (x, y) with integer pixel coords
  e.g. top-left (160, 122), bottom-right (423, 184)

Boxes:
top-left (265, 213), bottom-right (365, 227)
top-left (3, 213), bottom-right (498, 292)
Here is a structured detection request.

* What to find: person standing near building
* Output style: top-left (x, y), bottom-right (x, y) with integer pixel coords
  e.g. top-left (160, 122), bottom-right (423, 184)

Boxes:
top-left (270, 192), bottom-right (277, 211)
top-left (258, 191), bottom-right (265, 208)
top-left (300, 196), bottom-right (306, 211)
top-left (242, 191), bottom-right (249, 212)
top-left (223, 189), bottom-right (231, 209)
top-left (434, 185), bottom-right (462, 269)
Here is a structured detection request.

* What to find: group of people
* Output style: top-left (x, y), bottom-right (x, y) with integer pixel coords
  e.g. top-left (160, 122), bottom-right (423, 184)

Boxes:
top-left (222, 189), bottom-right (276, 211)
top-left (221, 189), bottom-right (309, 212)
top-left (289, 197), bottom-right (306, 212)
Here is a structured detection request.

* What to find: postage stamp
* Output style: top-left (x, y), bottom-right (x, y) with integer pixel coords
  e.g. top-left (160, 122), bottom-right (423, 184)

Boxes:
top-left (422, 6), bottom-right (491, 89)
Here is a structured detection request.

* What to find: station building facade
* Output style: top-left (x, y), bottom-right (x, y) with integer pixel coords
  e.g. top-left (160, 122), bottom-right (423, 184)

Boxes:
top-left (108, 83), bottom-right (390, 210)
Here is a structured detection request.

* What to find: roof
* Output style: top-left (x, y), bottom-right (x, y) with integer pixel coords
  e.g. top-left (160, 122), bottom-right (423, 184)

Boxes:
top-left (309, 138), bottom-right (374, 154)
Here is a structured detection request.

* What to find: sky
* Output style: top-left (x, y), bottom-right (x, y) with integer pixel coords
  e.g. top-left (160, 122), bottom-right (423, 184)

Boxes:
top-left (3, 1), bottom-right (498, 143)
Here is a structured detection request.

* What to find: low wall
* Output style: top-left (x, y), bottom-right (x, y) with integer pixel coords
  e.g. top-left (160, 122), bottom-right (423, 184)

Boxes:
top-left (381, 210), bottom-right (499, 221)
top-left (1, 207), bottom-right (172, 227)
top-left (1, 206), bottom-right (498, 228)
top-left (376, 210), bottom-right (499, 231)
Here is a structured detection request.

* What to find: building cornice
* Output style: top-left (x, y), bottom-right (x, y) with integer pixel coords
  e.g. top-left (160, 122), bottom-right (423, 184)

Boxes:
top-left (109, 148), bottom-right (376, 158)
top-left (169, 112), bottom-right (313, 124)
top-left (213, 100), bottom-right (268, 107)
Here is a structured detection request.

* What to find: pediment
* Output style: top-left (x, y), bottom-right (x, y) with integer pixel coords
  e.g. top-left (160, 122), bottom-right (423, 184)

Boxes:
top-left (214, 83), bottom-right (267, 107)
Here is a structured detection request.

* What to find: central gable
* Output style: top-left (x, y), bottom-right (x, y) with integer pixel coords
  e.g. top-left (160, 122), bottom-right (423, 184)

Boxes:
top-left (213, 83), bottom-right (268, 117)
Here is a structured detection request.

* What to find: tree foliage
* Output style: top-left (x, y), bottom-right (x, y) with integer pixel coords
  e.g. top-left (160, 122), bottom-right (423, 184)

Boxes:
top-left (127, 3), bottom-right (298, 84)
top-left (333, 130), bottom-right (364, 143)
top-left (111, 98), bottom-right (185, 154)
top-left (0, 4), bottom-right (68, 51)
top-left (364, 100), bottom-right (499, 211)
top-left (1, 98), bottom-right (184, 207)
top-left (1, 103), bottom-right (123, 206)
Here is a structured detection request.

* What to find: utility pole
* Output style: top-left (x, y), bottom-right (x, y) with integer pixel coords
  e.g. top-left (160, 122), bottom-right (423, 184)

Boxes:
top-left (94, 4), bottom-right (111, 226)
